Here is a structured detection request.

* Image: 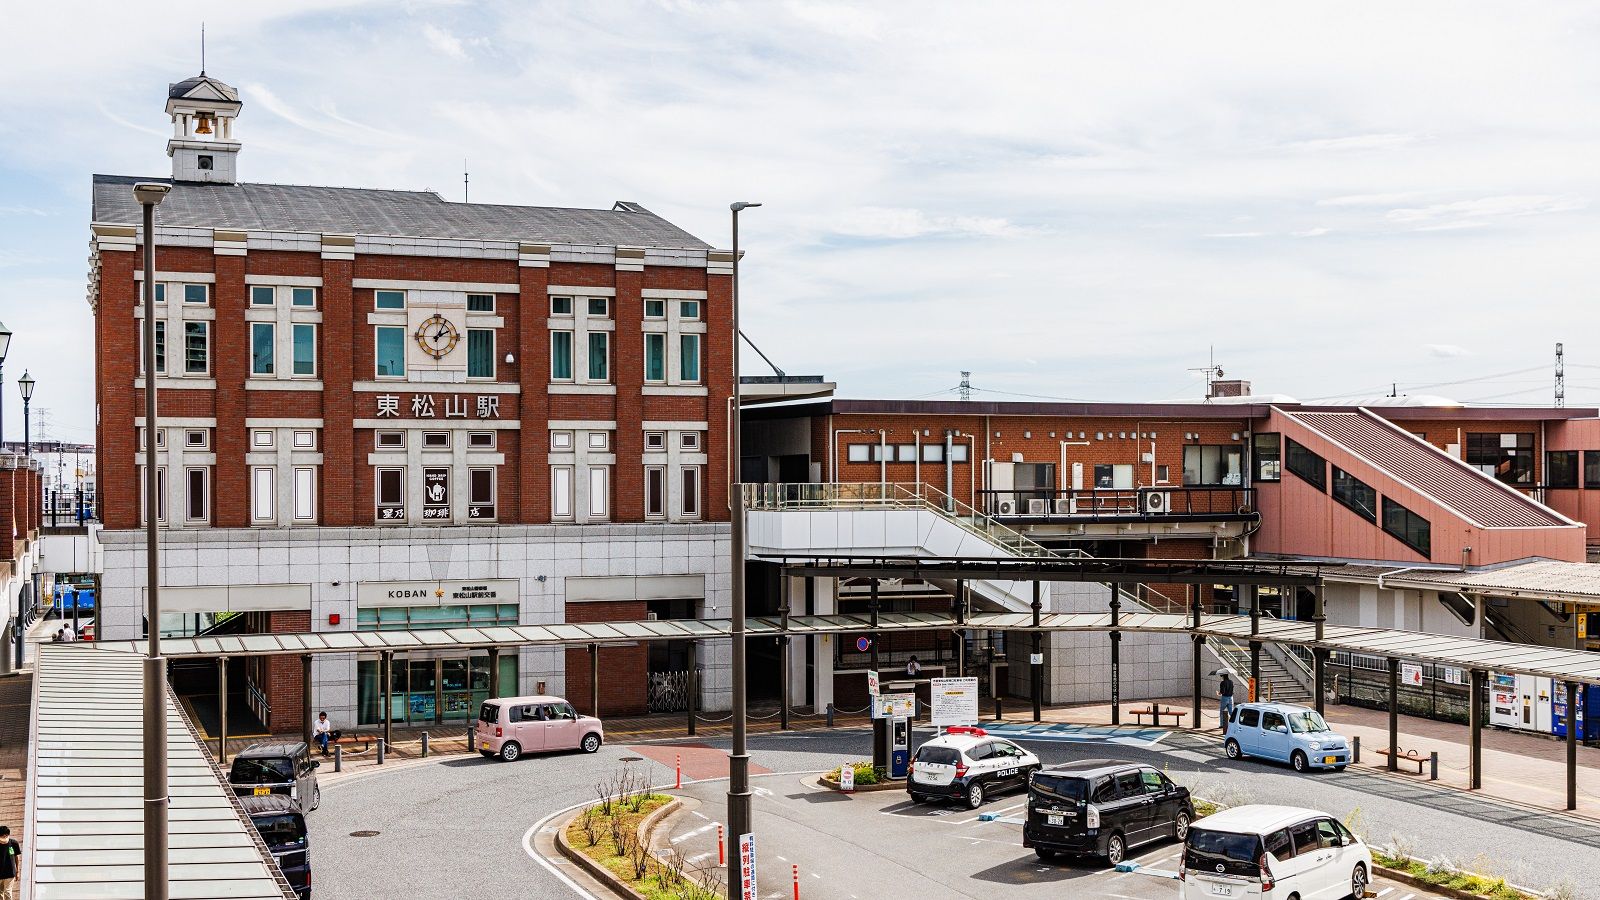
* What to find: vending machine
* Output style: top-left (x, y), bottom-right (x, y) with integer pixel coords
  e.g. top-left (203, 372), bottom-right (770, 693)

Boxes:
top-left (1519, 675), bottom-right (1554, 732)
top-left (1489, 673), bottom-right (1520, 728)
top-left (1552, 683), bottom-right (1600, 741)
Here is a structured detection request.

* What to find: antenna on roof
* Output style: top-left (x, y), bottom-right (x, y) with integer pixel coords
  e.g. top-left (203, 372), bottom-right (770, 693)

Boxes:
top-left (959, 371), bottom-right (971, 402)
top-left (201, 22), bottom-right (206, 75)
top-left (463, 158), bottom-right (469, 203)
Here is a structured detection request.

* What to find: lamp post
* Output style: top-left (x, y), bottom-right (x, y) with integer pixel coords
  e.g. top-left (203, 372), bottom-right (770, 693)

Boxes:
top-left (18, 371), bottom-right (33, 456)
top-left (134, 180), bottom-right (172, 900)
top-left (727, 199), bottom-right (760, 897)
top-left (0, 320), bottom-right (11, 451)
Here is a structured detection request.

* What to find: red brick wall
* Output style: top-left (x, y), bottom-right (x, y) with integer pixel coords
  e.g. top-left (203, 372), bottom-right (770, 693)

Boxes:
top-left (94, 242), bottom-right (733, 528)
top-left (264, 611), bottom-right (312, 733)
top-left (563, 600), bottom-right (649, 716)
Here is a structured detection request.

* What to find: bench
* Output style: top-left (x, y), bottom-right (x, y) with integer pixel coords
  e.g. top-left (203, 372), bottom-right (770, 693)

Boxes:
top-left (1372, 747), bottom-right (1427, 774)
top-left (328, 734), bottom-right (376, 752)
top-left (1129, 705), bottom-right (1188, 727)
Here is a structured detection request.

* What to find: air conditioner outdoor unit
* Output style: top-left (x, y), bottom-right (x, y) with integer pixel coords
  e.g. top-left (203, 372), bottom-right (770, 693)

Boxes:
top-left (995, 500), bottom-right (1015, 515)
top-left (1054, 498), bottom-right (1076, 515)
top-left (1027, 499), bottom-right (1049, 515)
top-left (1143, 491), bottom-right (1171, 514)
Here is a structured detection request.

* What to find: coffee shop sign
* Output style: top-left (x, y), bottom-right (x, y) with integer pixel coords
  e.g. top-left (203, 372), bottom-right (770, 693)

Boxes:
top-left (376, 394), bottom-right (501, 419)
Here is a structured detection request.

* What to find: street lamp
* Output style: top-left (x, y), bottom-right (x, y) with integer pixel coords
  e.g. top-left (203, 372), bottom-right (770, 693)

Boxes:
top-left (0, 320), bottom-right (11, 452)
top-left (133, 179), bottom-right (171, 900)
top-left (727, 200), bottom-right (760, 897)
top-left (17, 370), bottom-right (33, 456)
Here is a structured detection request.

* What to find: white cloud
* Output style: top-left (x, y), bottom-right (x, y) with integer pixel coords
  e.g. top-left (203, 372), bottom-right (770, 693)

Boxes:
top-left (1425, 343), bottom-right (1472, 358)
top-left (1385, 195), bottom-right (1588, 227)
top-left (1292, 227), bottom-right (1330, 237)
top-left (1204, 232), bottom-right (1265, 239)
top-left (421, 23), bottom-right (467, 59)
top-left (828, 207), bottom-right (1021, 240)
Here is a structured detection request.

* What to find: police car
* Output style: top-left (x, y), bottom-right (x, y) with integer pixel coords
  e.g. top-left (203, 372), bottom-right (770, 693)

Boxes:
top-left (907, 727), bottom-right (1041, 809)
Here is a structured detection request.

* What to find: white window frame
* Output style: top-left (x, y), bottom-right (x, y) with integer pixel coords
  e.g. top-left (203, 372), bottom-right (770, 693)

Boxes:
top-left (375, 325), bottom-right (407, 379)
top-left (645, 465), bottom-right (666, 519)
top-left (184, 320), bottom-right (210, 375)
top-left (376, 431), bottom-right (405, 449)
top-left (291, 287), bottom-right (318, 308)
top-left (291, 323), bottom-right (317, 378)
top-left (252, 430), bottom-right (275, 449)
top-left (293, 467), bottom-right (316, 521)
top-left (587, 431), bottom-right (609, 451)
top-left (375, 289), bottom-right (407, 311)
top-left (251, 467), bottom-right (275, 523)
top-left (551, 295), bottom-right (574, 316)
top-left (184, 466), bottom-right (209, 523)
top-left (680, 466), bottom-right (702, 520)
top-left (376, 467), bottom-right (406, 521)
top-left (467, 293), bottom-right (495, 313)
top-left (182, 283), bottom-right (210, 305)
top-left (292, 430), bottom-right (316, 449)
top-left (250, 322), bottom-right (276, 376)
top-left (679, 333), bottom-right (702, 384)
top-left (847, 444), bottom-right (870, 463)
top-left (468, 467), bottom-right (496, 521)
top-left (586, 297), bottom-right (609, 318)
top-left (422, 431), bottom-right (451, 449)
top-left (551, 430), bottom-right (574, 451)
top-left (467, 327), bottom-right (495, 380)
top-left (644, 332), bottom-right (667, 384)
top-left (644, 431), bottom-right (666, 450)
top-left (468, 431), bottom-right (495, 449)
top-left (679, 432), bottom-right (700, 451)
top-left (551, 330), bottom-right (575, 381)
top-left (552, 466), bottom-right (574, 520)
top-left (185, 429), bottom-right (208, 449)
top-left (250, 285), bottom-right (276, 307)
top-left (588, 466), bottom-right (609, 519)
top-left (141, 466), bottom-right (168, 524)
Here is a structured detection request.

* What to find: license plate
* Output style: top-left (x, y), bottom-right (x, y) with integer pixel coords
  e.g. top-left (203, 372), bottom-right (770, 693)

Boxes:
top-left (1210, 885), bottom-right (1233, 896)
top-left (252, 787), bottom-right (271, 796)
top-left (1324, 756), bottom-right (1338, 764)
top-left (1047, 814), bottom-right (1064, 826)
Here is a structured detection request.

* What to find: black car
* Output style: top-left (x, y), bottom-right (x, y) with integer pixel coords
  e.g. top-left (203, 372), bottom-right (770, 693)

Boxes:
top-left (241, 793), bottom-right (311, 899)
top-left (1022, 761), bottom-right (1194, 865)
top-left (229, 741), bottom-right (321, 815)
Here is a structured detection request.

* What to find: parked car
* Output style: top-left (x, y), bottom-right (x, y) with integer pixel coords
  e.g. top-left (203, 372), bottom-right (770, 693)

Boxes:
top-left (1180, 805), bottom-right (1371, 900)
top-left (1023, 760), bottom-right (1194, 865)
top-left (1225, 702), bottom-right (1351, 772)
top-left (229, 741), bottom-right (321, 814)
top-left (476, 695), bottom-right (603, 761)
top-left (240, 793), bottom-right (311, 899)
top-left (907, 726), bottom-right (1041, 809)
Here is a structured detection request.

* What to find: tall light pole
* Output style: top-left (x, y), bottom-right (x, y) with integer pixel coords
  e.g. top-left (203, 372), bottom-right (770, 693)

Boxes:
top-left (18, 371), bottom-right (33, 456)
top-left (134, 180), bottom-right (171, 900)
top-left (727, 200), bottom-right (760, 897)
top-left (0, 320), bottom-right (11, 452)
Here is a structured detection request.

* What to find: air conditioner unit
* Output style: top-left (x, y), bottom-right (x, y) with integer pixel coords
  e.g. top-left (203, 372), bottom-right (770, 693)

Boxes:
top-left (1054, 498), bottom-right (1076, 515)
top-left (646, 612), bottom-right (659, 621)
top-left (995, 500), bottom-right (1015, 515)
top-left (1027, 499), bottom-right (1049, 515)
top-left (1142, 491), bottom-right (1171, 514)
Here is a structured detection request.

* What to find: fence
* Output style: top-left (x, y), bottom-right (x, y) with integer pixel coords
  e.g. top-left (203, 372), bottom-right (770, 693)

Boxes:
top-left (1291, 646), bottom-right (1475, 724)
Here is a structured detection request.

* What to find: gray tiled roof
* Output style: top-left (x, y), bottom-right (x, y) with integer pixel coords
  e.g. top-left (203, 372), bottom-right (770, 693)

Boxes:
top-left (91, 174), bottom-right (714, 249)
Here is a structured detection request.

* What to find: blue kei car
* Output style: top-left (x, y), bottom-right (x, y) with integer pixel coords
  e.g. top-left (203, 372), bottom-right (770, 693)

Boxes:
top-left (1223, 702), bottom-right (1351, 772)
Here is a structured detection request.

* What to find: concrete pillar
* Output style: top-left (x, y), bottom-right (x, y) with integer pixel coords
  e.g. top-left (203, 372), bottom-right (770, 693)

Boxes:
top-left (588, 643), bottom-right (600, 718)
top-left (687, 639), bottom-right (698, 736)
top-left (811, 577), bottom-right (836, 713)
top-left (1313, 648), bottom-right (1327, 715)
top-left (1469, 668), bottom-right (1484, 790)
top-left (1387, 657), bottom-right (1399, 771)
top-left (218, 655), bottom-right (229, 764)
top-left (1249, 641), bottom-right (1262, 702)
top-left (1192, 634), bottom-right (1206, 728)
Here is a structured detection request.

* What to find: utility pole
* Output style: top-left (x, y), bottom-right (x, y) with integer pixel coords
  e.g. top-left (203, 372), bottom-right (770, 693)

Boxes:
top-left (1555, 342), bottom-right (1565, 408)
top-left (958, 371), bottom-right (971, 402)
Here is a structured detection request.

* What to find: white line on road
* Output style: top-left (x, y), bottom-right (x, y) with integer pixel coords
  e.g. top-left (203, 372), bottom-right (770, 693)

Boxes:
top-left (670, 823), bottom-right (717, 843)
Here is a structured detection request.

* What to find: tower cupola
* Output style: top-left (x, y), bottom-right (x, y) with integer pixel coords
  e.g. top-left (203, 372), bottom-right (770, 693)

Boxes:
top-left (166, 73), bottom-right (242, 184)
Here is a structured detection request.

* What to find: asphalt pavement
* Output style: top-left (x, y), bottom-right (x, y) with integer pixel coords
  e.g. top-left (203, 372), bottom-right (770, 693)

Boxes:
top-left (309, 724), bottom-right (1600, 899)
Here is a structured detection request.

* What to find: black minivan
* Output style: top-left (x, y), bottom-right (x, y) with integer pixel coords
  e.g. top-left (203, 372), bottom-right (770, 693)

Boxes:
top-left (241, 793), bottom-right (311, 899)
top-left (1022, 761), bottom-right (1194, 865)
top-left (229, 741), bottom-right (321, 815)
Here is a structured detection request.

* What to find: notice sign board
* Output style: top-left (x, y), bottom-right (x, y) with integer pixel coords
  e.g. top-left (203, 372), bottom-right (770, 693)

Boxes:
top-left (873, 692), bottom-right (915, 720)
top-left (867, 670), bottom-right (880, 697)
top-left (1401, 663), bottom-right (1424, 687)
top-left (738, 833), bottom-right (757, 900)
top-left (839, 764), bottom-right (854, 792)
top-left (929, 677), bottom-right (980, 727)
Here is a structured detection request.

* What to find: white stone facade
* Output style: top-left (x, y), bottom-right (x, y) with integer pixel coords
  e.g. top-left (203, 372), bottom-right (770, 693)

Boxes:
top-left (98, 522), bottom-right (733, 724)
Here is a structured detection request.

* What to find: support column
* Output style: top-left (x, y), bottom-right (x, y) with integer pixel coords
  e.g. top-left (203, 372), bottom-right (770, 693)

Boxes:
top-left (1109, 583), bottom-right (1121, 726)
top-left (301, 655), bottom-right (313, 747)
top-left (869, 579), bottom-right (880, 674)
top-left (488, 647), bottom-right (500, 698)
top-left (780, 575), bottom-right (791, 730)
top-left (1312, 581), bottom-right (1325, 642)
top-left (589, 643), bottom-right (600, 718)
top-left (217, 656), bottom-right (229, 764)
top-left (1469, 668), bottom-right (1484, 790)
top-left (381, 651), bottom-right (394, 752)
top-left (687, 640), bottom-right (698, 736)
top-left (1313, 648), bottom-right (1327, 715)
top-left (1566, 680), bottom-right (1579, 811)
top-left (1031, 580), bottom-right (1043, 722)
top-left (1249, 641), bottom-right (1262, 702)
top-left (1386, 657), bottom-right (1399, 771)
top-left (1192, 634), bottom-right (1205, 728)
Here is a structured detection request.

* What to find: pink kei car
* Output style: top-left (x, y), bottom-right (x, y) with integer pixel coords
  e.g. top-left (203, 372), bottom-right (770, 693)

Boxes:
top-left (476, 695), bottom-right (604, 761)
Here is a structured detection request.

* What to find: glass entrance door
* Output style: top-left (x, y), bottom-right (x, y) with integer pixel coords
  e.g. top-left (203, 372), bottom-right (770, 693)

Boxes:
top-left (407, 658), bottom-right (438, 724)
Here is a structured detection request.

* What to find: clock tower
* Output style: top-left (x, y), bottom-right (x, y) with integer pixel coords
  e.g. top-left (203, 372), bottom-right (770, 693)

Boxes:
top-left (166, 72), bottom-right (243, 184)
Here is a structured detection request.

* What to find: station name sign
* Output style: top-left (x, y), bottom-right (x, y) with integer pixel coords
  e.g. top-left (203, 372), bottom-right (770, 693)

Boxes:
top-left (358, 578), bottom-right (519, 608)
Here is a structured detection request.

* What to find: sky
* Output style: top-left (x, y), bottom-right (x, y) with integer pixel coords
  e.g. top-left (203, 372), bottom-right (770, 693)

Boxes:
top-left (5, 1), bottom-right (1600, 444)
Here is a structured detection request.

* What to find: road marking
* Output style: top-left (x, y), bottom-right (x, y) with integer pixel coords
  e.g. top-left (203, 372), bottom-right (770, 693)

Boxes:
top-left (687, 852), bottom-right (713, 864)
top-left (522, 815), bottom-right (602, 900)
top-left (670, 823), bottom-right (716, 843)
top-left (692, 810), bottom-right (711, 821)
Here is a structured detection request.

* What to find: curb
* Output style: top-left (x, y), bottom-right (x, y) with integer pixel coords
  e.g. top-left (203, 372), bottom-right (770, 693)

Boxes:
top-left (554, 798), bottom-right (684, 899)
top-left (1373, 864), bottom-right (1540, 900)
top-left (818, 774), bottom-right (905, 793)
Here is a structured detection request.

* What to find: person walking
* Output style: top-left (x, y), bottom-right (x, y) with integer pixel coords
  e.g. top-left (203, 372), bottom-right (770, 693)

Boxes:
top-left (0, 825), bottom-right (21, 900)
top-left (1217, 671), bottom-right (1236, 732)
top-left (61, 623), bottom-right (75, 643)
top-left (313, 711), bottom-right (333, 756)
top-left (905, 655), bottom-right (922, 677)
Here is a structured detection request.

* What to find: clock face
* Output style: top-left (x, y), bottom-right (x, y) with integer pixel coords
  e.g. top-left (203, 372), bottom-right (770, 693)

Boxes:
top-left (415, 314), bottom-right (460, 359)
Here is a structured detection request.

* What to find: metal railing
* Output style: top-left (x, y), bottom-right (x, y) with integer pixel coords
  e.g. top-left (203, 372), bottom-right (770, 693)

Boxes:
top-left (745, 482), bottom-right (1073, 560)
top-left (246, 675), bottom-right (272, 726)
top-left (976, 486), bottom-right (1256, 520)
top-left (41, 487), bottom-right (96, 526)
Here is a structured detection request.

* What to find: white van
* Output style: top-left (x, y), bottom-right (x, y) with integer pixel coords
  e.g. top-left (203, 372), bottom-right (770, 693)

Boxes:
top-left (1180, 805), bottom-right (1370, 900)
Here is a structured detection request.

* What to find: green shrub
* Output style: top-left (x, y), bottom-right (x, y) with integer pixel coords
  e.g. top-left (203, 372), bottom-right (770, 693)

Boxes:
top-left (826, 761), bottom-right (879, 786)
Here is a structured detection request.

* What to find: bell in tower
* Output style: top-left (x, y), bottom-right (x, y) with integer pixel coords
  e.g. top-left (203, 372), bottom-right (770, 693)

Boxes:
top-left (166, 73), bottom-right (243, 184)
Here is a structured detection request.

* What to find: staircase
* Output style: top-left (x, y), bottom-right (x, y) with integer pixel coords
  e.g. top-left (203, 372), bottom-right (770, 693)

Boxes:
top-left (1209, 636), bottom-right (1314, 705)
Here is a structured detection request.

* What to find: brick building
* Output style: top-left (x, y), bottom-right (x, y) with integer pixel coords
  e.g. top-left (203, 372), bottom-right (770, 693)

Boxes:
top-left (1, 452), bottom-right (45, 676)
top-left (89, 72), bottom-right (733, 729)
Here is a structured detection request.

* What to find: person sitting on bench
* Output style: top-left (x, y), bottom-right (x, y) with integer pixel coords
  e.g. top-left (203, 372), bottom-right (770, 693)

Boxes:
top-left (314, 712), bottom-right (333, 756)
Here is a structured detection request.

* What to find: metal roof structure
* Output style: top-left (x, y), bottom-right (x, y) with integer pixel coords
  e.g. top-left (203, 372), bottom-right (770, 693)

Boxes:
top-left (1285, 409), bottom-right (1574, 529)
top-left (90, 174), bottom-right (713, 249)
top-left (28, 644), bottom-right (291, 900)
top-left (89, 610), bottom-right (1600, 686)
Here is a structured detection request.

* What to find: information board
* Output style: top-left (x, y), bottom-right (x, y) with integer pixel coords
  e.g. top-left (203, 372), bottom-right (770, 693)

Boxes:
top-left (929, 677), bottom-right (980, 726)
top-left (839, 764), bottom-right (854, 792)
top-left (1401, 662), bottom-right (1424, 687)
top-left (739, 833), bottom-right (757, 900)
top-left (872, 692), bottom-right (915, 719)
top-left (866, 669), bottom-right (880, 696)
